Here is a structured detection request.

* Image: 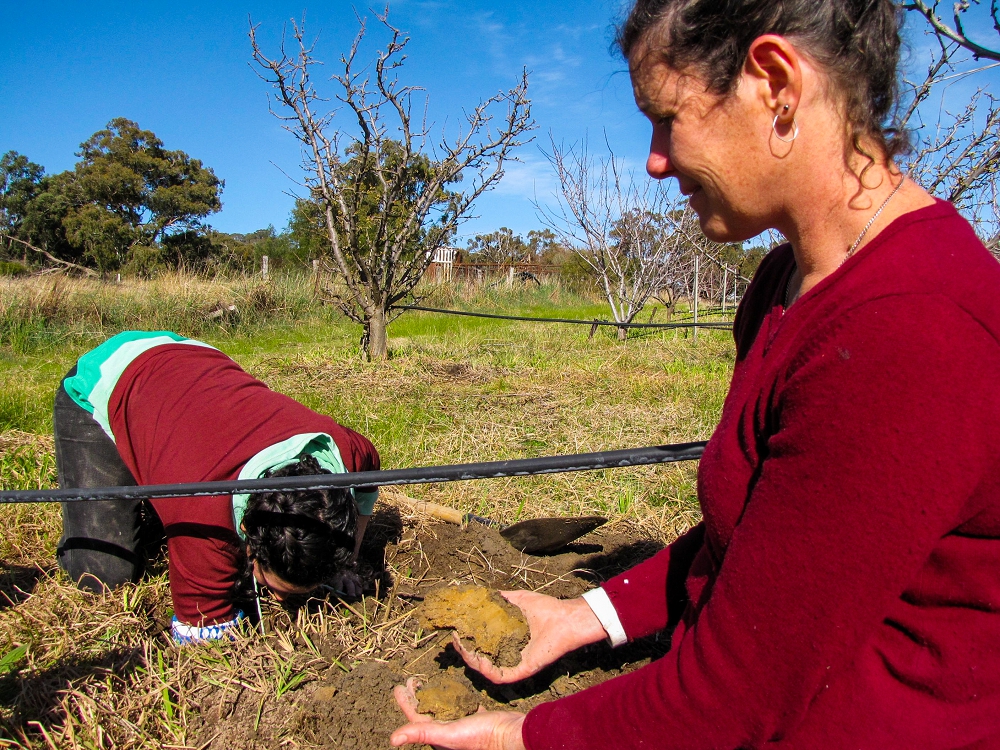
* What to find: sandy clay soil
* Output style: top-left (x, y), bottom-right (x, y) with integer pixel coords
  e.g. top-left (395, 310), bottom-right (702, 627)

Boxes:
top-left (189, 503), bottom-right (670, 749)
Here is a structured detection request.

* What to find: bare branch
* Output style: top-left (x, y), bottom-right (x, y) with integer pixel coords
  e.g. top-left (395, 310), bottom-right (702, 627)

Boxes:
top-left (903, 0), bottom-right (1000, 61)
top-left (0, 234), bottom-right (99, 277)
top-left (897, 17), bottom-right (999, 250)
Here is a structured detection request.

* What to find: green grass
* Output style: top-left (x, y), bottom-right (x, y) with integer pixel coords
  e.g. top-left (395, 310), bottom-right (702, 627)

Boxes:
top-left (0, 274), bottom-right (734, 520)
top-left (0, 273), bottom-right (735, 747)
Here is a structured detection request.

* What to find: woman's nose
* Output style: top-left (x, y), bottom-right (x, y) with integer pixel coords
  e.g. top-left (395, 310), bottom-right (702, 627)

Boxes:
top-left (646, 125), bottom-right (673, 179)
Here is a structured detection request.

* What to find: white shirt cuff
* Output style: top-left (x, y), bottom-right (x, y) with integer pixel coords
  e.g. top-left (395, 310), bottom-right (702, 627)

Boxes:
top-left (582, 587), bottom-right (628, 647)
top-left (172, 613), bottom-right (242, 644)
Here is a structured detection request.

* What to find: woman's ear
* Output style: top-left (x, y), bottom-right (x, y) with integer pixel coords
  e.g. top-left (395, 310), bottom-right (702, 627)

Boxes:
top-left (744, 34), bottom-right (803, 121)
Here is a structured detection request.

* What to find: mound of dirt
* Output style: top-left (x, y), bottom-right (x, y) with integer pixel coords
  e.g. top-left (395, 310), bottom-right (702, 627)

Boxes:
top-left (191, 509), bottom-right (672, 750)
top-left (418, 584), bottom-right (529, 667)
top-left (295, 661), bottom-right (407, 747)
top-left (415, 667), bottom-right (481, 720)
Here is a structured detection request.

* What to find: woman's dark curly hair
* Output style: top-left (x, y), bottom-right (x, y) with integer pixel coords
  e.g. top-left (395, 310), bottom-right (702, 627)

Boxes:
top-left (617, 0), bottom-right (908, 169)
top-left (239, 455), bottom-right (357, 590)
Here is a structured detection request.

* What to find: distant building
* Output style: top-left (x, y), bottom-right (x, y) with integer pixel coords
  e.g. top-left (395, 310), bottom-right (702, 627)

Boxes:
top-left (429, 246), bottom-right (460, 282)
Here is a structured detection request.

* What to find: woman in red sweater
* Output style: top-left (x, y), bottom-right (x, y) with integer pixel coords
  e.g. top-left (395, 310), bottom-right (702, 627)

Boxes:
top-left (391, 1), bottom-right (1000, 748)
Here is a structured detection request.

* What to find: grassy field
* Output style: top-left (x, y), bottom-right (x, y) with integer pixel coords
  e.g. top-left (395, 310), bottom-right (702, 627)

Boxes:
top-left (0, 272), bottom-right (735, 748)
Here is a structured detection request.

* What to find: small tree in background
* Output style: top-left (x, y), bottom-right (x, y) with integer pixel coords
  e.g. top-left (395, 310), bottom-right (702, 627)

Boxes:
top-left (466, 227), bottom-right (530, 265)
top-left (526, 228), bottom-right (570, 264)
top-left (539, 138), bottom-right (736, 338)
top-left (0, 152), bottom-right (45, 239)
top-left (288, 197), bottom-right (329, 261)
top-left (250, 12), bottom-right (534, 359)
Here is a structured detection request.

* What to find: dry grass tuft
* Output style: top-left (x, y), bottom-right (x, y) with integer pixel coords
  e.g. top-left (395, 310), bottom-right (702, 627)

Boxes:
top-left (0, 272), bottom-right (325, 360)
top-left (0, 434), bottom-right (54, 454)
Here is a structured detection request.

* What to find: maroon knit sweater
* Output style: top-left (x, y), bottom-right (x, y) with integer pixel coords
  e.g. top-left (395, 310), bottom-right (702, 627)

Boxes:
top-left (524, 201), bottom-right (1000, 749)
top-left (107, 346), bottom-right (380, 626)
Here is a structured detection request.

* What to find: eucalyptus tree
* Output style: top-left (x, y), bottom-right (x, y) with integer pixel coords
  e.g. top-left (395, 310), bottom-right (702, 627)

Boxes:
top-left (61, 118), bottom-right (223, 270)
top-left (3, 120), bottom-right (222, 272)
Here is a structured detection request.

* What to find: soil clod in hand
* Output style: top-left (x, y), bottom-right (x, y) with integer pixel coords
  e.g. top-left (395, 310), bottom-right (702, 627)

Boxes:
top-left (415, 668), bottom-right (481, 720)
top-left (418, 584), bottom-right (529, 667)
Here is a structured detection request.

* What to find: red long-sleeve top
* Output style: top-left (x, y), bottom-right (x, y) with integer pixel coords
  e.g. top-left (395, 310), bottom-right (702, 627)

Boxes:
top-left (107, 345), bottom-right (380, 626)
top-left (524, 201), bottom-right (1000, 749)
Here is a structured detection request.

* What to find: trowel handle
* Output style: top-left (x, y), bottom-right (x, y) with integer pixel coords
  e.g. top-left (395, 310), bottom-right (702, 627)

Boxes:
top-left (396, 497), bottom-right (465, 525)
top-left (391, 493), bottom-right (499, 528)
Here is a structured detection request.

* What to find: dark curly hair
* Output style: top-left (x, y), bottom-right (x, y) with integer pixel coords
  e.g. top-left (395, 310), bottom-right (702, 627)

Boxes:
top-left (617, 0), bottom-right (908, 170)
top-left (239, 455), bottom-right (358, 589)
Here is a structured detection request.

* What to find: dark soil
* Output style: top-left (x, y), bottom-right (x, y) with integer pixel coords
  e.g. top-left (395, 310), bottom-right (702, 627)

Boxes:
top-left (295, 661), bottom-right (409, 748)
top-left (192, 506), bottom-right (668, 749)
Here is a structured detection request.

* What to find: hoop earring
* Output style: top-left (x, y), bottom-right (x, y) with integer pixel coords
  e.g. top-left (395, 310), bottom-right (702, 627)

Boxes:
top-left (772, 114), bottom-right (799, 143)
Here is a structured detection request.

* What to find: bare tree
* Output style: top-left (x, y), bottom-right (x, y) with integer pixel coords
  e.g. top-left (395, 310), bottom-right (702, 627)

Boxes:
top-left (250, 12), bottom-right (534, 359)
top-left (897, 13), bottom-right (1000, 258)
top-left (539, 138), bottom-right (726, 338)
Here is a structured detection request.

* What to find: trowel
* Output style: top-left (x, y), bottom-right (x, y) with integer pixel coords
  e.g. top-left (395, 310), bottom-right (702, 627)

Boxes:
top-left (391, 494), bottom-right (607, 555)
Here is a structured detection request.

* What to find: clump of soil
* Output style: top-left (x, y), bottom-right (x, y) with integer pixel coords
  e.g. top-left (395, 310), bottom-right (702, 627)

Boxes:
top-left (415, 668), bottom-right (481, 720)
top-left (418, 584), bottom-right (529, 667)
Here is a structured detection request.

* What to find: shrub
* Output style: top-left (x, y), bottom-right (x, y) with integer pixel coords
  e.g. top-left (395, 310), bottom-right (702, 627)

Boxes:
top-left (0, 261), bottom-right (28, 277)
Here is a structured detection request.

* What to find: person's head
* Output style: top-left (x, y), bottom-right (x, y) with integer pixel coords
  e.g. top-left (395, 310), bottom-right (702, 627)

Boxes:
top-left (240, 455), bottom-right (357, 602)
top-left (617, 1), bottom-right (906, 240)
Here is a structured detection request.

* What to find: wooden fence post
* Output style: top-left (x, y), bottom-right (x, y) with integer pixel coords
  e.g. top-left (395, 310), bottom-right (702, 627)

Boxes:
top-left (722, 268), bottom-right (728, 314)
top-left (261, 255), bottom-right (269, 279)
top-left (693, 253), bottom-right (700, 342)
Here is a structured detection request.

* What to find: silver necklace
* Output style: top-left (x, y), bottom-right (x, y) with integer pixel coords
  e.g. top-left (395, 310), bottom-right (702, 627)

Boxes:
top-left (785, 175), bottom-right (906, 308)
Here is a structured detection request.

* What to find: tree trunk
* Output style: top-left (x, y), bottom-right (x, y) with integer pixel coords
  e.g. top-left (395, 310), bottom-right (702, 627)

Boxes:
top-left (365, 308), bottom-right (389, 360)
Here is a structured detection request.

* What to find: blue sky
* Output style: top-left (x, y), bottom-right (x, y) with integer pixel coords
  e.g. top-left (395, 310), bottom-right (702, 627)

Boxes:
top-left (2, 1), bottom-right (997, 243)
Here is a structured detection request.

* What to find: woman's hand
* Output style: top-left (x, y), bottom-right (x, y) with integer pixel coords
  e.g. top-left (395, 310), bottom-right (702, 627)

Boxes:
top-left (330, 568), bottom-right (364, 598)
top-left (391, 677), bottom-right (526, 750)
top-left (455, 590), bottom-right (608, 684)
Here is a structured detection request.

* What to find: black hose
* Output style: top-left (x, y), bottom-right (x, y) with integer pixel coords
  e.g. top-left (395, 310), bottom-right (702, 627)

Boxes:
top-left (0, 442), bottom-right (707, 504)
top-left (399, 305), bottom-right (733, 330)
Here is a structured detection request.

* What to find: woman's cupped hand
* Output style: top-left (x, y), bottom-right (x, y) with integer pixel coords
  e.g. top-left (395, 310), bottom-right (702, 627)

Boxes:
top-left (391, 677), bottom-right (526, 750)
top-left (452, 590), bottom-right (608, 683)
top-left (391, 590), bottom-right (610, 748)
